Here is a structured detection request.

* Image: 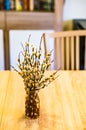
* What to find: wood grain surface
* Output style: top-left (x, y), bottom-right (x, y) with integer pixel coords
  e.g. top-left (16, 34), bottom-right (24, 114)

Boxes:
top-left (0, 70), bottom-right (86, 130)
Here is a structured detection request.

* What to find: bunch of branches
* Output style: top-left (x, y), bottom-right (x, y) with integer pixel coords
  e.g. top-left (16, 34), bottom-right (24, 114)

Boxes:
top-left (12, 36), bottom-right (59, 91)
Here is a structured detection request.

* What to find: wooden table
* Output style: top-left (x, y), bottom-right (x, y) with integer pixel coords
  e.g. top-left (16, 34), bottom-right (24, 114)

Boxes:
top-left (0, 70), bottom-right (86, 130)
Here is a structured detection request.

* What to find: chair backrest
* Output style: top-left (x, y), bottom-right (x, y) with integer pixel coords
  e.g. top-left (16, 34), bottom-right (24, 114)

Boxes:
top-left (43, 30), bottom-right (86, 70)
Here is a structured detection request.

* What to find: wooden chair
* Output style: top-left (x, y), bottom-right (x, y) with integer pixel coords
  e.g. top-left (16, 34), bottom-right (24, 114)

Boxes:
top-left (43, 30), bottom-right (86, 70)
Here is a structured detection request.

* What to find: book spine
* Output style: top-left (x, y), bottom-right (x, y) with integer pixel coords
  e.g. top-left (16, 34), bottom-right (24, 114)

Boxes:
top-left (5, 0), bottom-right (10, 10)
top-left (29, 0), bottom-right (34, 11)
top-left (0, 0), bottom-right (5, 10)
top-left (34, 0), bottom-right (40, 11)
top-left (23, 0), bottom-right (28, 11)
top-left (39, 0), bottom-right (54, 11)
top-left (10, 0), bottom-right (15, 10)
top-left (51, 0), bottom-right (54, 11)
top-left (15, 0), bottom-right (23, 11)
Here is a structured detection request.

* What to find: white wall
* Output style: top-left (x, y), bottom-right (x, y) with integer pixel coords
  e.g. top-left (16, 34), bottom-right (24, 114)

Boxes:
top-left (10, 30), bottom-right (55, 70)
top-left (63, 0), bottom-right (86, 20)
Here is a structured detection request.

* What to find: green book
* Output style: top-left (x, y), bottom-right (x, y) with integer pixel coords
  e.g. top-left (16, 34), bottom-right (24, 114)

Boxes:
top-left (40, 0), bottom-right (54, 11)
top-left (34, 0), bottom-right (40, 11)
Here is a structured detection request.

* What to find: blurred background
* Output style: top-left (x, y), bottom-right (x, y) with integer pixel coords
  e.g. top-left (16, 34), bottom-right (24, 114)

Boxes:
top-left (0, 0), bottom-right (86, 70)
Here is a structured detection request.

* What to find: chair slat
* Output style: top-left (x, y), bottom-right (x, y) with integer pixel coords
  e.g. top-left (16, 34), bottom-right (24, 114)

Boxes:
top-left (85, 37), bottom-right (86, 70)
top-left (76, 36), bottom-right (79, 70)
top-left (61, 37), bottom-right (65, 70)
top-left (71, 36), bottom-right (74, 70)
top-left (66, 37), bottom-right (69, 70)
top-left (55, 38), bottom-right (59, 69)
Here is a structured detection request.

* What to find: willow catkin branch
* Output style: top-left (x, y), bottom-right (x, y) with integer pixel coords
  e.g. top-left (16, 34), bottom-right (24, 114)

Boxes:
top-left (11, 65), bottom-right (21, 75)
top-left (12, 37), bottom-right (59, 91)
top-left (28, 34), bottom-right (31, 42)
top-left (39, 34), bottom-right (43, 51)
top-left (35, 73), bottom-right (59, 90)
top-left (20, 42), bottom-right (25, 51)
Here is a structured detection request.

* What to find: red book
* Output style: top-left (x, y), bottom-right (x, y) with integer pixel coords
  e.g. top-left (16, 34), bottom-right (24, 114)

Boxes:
top-left (0, 0), bottom-right (5, 10)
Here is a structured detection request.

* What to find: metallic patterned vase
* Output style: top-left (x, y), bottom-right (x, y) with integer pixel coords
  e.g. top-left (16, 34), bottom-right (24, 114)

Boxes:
top-left (25, 90), bottom-right (40, 119)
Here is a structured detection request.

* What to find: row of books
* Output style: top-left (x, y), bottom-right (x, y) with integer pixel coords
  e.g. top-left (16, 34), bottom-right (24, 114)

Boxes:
top-left (0, 0), bottom-right (54, 11)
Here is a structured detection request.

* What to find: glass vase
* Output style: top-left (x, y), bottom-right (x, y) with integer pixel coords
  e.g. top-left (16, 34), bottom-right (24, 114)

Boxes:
top-left (25, 90), bottom-right (40, 119)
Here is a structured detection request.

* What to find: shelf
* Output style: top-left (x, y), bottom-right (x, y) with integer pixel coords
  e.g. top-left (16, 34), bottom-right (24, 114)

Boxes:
top-left (6, 11), bottom-right (54, 30)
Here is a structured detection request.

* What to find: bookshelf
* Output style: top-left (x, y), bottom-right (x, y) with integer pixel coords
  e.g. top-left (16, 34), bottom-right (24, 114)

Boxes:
top-left (0, 0), bottom-right (64, 70)
top-left (6, 12), bottom-right (54, 29)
